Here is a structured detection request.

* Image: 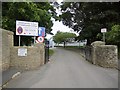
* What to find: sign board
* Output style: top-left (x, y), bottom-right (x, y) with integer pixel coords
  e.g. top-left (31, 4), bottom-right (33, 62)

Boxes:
top-left (16, 20), bottom-right (38, 36)
top-left (101, 28), bottom-right (107, 33)
top-left (37, 36), bottom-right (44, 43)
top-left (38, 27), bottom-right (45, 36)
top-left (18, 48), bottom-right (27, 56)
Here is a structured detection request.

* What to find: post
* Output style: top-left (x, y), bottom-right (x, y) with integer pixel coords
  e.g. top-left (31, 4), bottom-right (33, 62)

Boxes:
top-left (79, 41), bottom-right (80, 48)
top-left (34, 36), bottom-right (35, 44)
top-left (19, 35), bottom-right (21, 46)
top-left (103, 32), bottom-right (105, 43)
top-left (101, 28), bottom-right (107, 43)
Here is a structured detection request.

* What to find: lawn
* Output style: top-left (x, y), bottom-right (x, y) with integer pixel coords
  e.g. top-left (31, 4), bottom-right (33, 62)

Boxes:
top-left (49, 49), bottom-right (54, 56)
top-left (118, 47), bottom-right (120, 60)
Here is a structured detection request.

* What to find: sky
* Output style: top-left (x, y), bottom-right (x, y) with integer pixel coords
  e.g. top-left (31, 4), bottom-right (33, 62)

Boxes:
top-left (46, 0), bottom-right (79, 39)
top-left (46, 18), bottom-right (79, 40)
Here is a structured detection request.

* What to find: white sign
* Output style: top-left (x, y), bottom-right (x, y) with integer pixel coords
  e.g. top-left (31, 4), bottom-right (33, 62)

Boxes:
top-left (101, 28), bottom-right (107, 33)
top-left (16, 20), bottom-right (38, 36)
top-left (18, 48), bottom-right (27, 56)
top-left (37, 36), bottom-right (44, 43)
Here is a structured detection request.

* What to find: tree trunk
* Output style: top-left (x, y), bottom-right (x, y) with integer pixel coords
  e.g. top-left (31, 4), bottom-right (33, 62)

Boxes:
top-left (86, 39), bottom-right (91, 46)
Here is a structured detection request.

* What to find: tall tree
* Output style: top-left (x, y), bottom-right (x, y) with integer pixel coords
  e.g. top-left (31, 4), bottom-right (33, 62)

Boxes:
top-left (2, 2), bottom-right (57, 46)
top-left (60, 2), bottom-right (120, 45)
top-left (53, 31), bottom-right (76, 48)
top-left (106, 25), bottom-right (120, 46)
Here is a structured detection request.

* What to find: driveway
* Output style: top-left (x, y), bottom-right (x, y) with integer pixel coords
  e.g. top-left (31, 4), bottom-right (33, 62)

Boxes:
top-left (5, 47), bottom-right (118, 88)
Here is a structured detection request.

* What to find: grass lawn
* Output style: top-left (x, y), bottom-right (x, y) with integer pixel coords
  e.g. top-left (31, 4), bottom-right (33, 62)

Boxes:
top-left (49, 49), bottom-right (54, 56)
top-left (55, 46), bottom-right (85, 49)
top-left (118, 47), bottom-right (120, 60)
top-left (65, 46), bottom-right (85, 48)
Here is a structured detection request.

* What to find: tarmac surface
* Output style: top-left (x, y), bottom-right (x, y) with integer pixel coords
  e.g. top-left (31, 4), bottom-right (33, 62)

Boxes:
top-left (4, 47), bottom-right (118, 88)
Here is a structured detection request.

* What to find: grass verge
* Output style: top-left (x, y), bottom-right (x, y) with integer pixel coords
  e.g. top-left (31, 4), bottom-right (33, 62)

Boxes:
top-left (118, 47), bottom-right (120, 60)
top-left (55, 46), bottom-right (85, 49)
top-left (49, 49), bottom-right (54, 56)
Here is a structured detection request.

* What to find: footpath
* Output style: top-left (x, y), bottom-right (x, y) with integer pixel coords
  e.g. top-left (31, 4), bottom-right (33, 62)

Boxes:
top-left (1, 67), bottom-right (21, 89)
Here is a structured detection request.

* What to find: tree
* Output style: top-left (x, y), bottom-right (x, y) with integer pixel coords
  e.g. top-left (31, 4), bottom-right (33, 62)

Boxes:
top-left (53, 31), bottom-right (76, 48)
top-left (60, 2), bottom-right (120, 45)
top-left (106, 25), bottom-right (120, 46)
top-left (2, 2), bottom-right (57, 46)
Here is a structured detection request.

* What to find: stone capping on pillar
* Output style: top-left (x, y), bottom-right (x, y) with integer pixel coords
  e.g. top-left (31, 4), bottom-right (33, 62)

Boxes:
top-left (91, 41), bottom-right (105, 47)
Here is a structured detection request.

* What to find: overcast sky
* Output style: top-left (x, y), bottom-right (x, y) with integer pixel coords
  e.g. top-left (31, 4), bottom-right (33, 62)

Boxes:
top-left (46, 0), bottom-right (78, 39)
top-left (46, 18), bottom-right (79, 40)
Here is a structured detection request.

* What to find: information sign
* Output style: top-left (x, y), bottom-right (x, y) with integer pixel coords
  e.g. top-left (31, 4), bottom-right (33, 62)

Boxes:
top-left (101, 28), bottom-right (107, 33)
top-left (38, 27), bottom-right (45, 36)
top-left (16, 20), bottom-right (38, 36)
top-left (18, 48), bottom-right (27, 56)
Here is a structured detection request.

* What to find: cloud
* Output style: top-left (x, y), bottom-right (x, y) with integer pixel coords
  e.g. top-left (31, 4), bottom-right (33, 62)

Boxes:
top-left (51, 21), bottom-right (79, 36)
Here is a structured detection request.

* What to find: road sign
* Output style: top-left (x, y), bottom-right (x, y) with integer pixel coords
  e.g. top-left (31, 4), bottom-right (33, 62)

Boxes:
top-left (16, 20), bottom-right (38, 36)
top-left (38, 27), bottom-right (45, 36)
top-left (37, 36), bottom-right (44, 43)
top-left (101, 28), bottom-right (107, 33)
top-left (101, 28), bottom-right (107, 43)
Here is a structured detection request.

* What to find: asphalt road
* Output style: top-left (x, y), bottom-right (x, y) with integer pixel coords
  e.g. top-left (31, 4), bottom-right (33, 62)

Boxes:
top-left (5, 47), bottom-right (118, 88)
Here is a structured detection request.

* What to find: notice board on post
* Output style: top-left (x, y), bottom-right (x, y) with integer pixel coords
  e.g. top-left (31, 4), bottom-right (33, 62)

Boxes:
top-left (16, 20), bottom-right (38, 36)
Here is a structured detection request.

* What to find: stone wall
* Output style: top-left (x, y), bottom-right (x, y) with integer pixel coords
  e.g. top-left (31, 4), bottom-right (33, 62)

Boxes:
top-left (94, 45), bottom-right (118, 68)
top-left (34, 43), bottom-right (45, 65)
top-left (91, 41), bottom-right (105, 64)
top-left (1, 28), bottom-right (45, 71)
top-left (0, 28), bottom-right (14, 71)
top-left (85, 46), bottom-right (92, 63)
top-left (0, 29), bottom-right (2, 71)
top-left (85, 41), bottom-right (118, 68)
top-left (10, 44), bottom-right (45, 70)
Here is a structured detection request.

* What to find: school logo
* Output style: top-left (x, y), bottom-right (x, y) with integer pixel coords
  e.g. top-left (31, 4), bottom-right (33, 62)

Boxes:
top-left (17, 26), bottom-right (23, 34)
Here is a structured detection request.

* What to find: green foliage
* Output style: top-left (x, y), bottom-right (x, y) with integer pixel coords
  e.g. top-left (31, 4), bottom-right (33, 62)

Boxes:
top-left (106, 25), bottom-right (120, 45)
top-left (60, 2), bottom-right (120, 45)
top-left (2, 2), bottom-right (56, 33)
top-left (53, 31), bottom-right (76, 44)
top-left (2, 2), bottom-right (57, 46)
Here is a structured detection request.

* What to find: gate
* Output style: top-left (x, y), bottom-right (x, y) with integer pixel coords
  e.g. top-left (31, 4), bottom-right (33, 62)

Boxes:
top-left (44, 40), bottom-right (49, 64)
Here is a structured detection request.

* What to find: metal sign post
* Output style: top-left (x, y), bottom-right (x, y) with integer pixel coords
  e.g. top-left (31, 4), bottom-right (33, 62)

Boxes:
top-left (101, 28), bottom-right (107, 43)
top-left (19, 35), bottom-right (21, 46)
top-left (103, 32), bottom-right (105, 42)
top-left (34, 36), bottom-right (36, 44)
